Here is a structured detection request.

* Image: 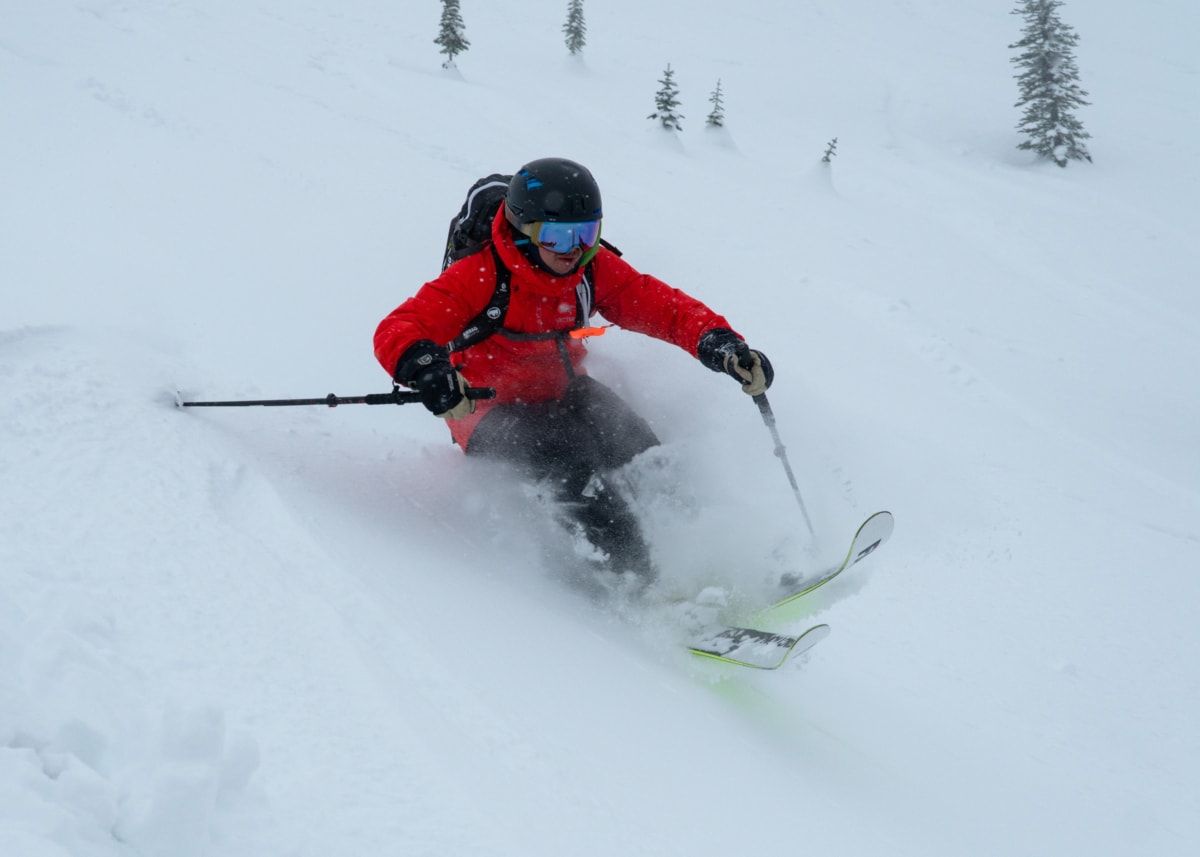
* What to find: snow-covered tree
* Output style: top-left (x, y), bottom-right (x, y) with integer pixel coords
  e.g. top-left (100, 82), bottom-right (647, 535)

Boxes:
top-left (563, 0), bottom-right (586, 56)
top-left (648, 64), bottom-right (683, 132)
top-left (434, 0), bottom-right (469, 68)
top-left (1009, 0), bottom-right (1092, 167)
top-left (705, 79), bottom-right (725, 128)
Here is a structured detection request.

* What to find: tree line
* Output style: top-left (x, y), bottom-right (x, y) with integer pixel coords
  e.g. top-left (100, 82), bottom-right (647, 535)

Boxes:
top-left (435, 0), bottom-right (1092, 168)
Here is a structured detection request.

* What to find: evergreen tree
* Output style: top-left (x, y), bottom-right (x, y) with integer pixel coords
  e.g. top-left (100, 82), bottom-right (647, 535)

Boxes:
top-left (705, 79), bottom-right (725, 128)
top-left (647, 64), bottom-right (684, 131)
top-left (1009, 0), bottom-right (1092, 166)
top-left (434, 0), bottom-right (469, 68)
top-left (563, 0), bottom-right (587, 56)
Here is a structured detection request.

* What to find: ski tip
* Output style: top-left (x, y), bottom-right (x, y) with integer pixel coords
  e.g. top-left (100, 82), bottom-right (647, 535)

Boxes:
top-left (855, 510), bottom-right (895, 545)
top-left (865, 509), bottom-right (895, 527)
top-left (801, 622), bottom-right (832, 646)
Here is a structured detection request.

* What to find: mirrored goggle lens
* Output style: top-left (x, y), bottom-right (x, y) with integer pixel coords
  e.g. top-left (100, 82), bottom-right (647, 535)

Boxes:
top-left (530, 220), bottom-right (601, 253)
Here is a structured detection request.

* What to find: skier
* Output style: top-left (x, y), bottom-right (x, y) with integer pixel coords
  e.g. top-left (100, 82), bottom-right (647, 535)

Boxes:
top-left (374, 157), bottom-right (773, 586)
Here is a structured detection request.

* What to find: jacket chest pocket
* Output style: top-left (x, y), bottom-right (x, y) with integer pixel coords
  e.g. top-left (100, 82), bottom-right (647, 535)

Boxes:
top-left (517, 294), bottom-right (577, 332)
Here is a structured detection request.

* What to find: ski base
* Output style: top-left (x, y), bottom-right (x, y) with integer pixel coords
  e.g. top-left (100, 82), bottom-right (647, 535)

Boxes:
top-left (688, 623), bottom-right (831, 670)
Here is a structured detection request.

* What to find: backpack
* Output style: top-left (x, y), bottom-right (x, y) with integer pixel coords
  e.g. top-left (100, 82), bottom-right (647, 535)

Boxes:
top-left (441, 173), bottom-right (511, 272)
top-left (440, 174), bottom-right (617, 357)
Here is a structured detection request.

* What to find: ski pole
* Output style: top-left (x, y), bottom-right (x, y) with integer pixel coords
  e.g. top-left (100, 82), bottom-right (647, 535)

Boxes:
top-left (753, 393), bottom-right (815, 537)
top-left (176, 385), bottom-right (496, 408)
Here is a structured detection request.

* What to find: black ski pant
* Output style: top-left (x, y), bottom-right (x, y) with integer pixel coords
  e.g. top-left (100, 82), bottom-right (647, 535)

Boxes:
top-left (465, 376), bottom-right (659, 574)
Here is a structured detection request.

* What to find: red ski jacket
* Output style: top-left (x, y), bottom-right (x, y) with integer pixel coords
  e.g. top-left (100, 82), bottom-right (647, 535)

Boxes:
top-left (374, 207), bottom-right (736, 449)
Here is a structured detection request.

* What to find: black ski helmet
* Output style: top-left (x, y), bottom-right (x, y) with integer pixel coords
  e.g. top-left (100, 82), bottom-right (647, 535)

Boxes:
top-left (506, 158), bottom-right (602, 225)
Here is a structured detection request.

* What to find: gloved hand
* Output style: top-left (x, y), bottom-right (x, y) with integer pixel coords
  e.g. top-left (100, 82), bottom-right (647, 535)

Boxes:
top-left (394, 340), bottom-right (475, 419)
top-left (697, 328), bottom-right (775, 397)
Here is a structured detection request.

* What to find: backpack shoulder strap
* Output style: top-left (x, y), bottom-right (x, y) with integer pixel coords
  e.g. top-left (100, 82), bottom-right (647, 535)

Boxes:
top-left (446, 245), bottom-right (512, 353)
top-left (573, 238), bottom-right (618, 326)
top-left (575, 261), bottom-right (595, 328)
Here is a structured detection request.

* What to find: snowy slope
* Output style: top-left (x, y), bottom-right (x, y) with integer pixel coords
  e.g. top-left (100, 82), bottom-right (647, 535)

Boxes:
top-left (3, 1), bottom-right (1198, 855)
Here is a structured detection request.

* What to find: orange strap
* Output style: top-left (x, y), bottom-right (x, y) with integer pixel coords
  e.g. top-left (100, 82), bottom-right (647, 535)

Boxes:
top-left (569, 325), bottom-right (611, 340)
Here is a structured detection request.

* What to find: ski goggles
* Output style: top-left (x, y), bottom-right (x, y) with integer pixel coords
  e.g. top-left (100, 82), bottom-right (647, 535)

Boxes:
top-left (519, 219), bottom-right (602, 254)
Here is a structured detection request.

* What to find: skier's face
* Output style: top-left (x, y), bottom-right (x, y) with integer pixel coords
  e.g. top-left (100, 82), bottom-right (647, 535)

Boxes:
top-left (537, 244), bottom-right (584, 275)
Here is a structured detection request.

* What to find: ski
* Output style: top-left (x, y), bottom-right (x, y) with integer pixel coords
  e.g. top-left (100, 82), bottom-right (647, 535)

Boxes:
top-left (767, 510), bottom-right (894, 613)
top-left (685, 512), bottom-right (892, 671)
top-left (688, 623), bottom-right (831, 670)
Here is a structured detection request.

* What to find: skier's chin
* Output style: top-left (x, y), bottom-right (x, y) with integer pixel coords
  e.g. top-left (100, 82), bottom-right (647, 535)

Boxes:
top-left (539, 248), bottom-right (583, 275)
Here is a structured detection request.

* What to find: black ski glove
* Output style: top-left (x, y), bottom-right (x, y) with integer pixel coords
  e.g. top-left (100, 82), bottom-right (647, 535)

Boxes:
top-left (394, 340), bottom-right (474, 419)
top-left (697, 328), bottom-right (774, 396)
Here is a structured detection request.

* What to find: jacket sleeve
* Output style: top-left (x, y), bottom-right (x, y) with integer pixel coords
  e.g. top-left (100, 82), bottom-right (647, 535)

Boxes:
top-left (374, 254), bottom-right (499, 377)
top-left (590, 249), bottom-right (738, 355)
